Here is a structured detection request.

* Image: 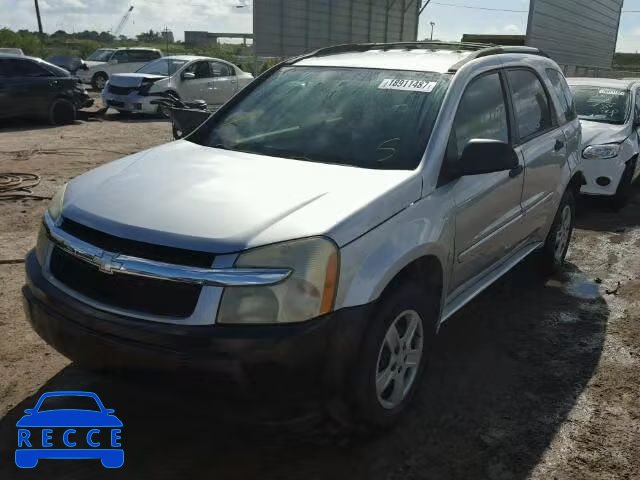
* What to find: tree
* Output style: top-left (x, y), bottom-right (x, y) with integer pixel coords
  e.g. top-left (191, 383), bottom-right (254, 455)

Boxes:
top-left (136, 29), bottom-right (161, 42)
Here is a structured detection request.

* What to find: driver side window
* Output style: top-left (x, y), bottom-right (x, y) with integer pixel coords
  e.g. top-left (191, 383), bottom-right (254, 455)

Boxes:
top-left (447, 72), bottom-right (510, 163)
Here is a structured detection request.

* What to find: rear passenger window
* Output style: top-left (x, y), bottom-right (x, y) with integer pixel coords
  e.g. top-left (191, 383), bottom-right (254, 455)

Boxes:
top-left (547, 69), bottom-right (577, 122)
top-left (507, 69), bottom-right (553, 141)
top-left (449, 72), bottom-right (509, 160)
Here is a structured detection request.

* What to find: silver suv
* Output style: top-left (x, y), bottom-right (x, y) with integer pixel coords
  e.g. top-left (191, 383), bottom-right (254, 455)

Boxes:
top-left (24, 43), bottom-right (584, 428)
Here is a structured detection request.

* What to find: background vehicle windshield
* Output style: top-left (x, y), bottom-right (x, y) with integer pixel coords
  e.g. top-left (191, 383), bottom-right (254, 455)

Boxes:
top-left (137, 58), bottom-right (188, 76)
top-left (191, 66), bottom-right (450, 170)
top-left (571, 86), bottom-right (630, 124)
top-left (87, 49), bottom-right (115, 62)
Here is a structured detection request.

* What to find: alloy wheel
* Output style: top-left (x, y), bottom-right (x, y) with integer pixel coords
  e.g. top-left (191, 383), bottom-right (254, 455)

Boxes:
top-left (375, 309), bottom-right (424, 410)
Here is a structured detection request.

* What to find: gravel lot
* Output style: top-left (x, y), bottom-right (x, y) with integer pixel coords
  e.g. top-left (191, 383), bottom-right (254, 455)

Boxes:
top-left (0, 109), bottom-right (638, 479)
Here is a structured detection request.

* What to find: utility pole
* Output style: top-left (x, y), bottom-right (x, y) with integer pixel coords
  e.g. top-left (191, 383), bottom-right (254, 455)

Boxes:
top-left (34, 0), bottom-right (43, 35)
top-left (430, 21), bottom-right (435, 40)
top-left (34, 0), bottom-right (44, 56)
top-left (163, 26), bottom-right (170, 54)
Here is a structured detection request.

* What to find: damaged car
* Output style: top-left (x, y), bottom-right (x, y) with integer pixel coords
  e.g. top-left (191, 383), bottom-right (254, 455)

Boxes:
top-left (0, 53), bottom-right (93, 125)
top-left (568, 78), bottom-right (640, 206)
top-left (101, 55), bottom-right (253, 115)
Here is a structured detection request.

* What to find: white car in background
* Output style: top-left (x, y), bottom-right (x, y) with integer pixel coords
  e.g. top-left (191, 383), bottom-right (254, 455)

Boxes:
top-left (77, 47), bottom-right (163, 90)
top-left (101, 55), bottom-right (254, 114)
top-left (568, 78), bottom-right (640, 207)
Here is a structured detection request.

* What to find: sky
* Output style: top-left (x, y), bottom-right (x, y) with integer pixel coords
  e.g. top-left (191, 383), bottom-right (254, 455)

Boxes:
top-left (2, 0), bottom-right (640, 52)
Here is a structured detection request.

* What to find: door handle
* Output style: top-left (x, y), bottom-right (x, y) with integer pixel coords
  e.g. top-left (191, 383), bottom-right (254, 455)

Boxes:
top-left (554, 139), bottom-right (565, 151)
top-left (509, 165), bottom-right (524, 178)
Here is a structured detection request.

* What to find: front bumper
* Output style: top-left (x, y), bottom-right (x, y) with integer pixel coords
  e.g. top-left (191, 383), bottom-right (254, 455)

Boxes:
top-left (73, 91), bottom-right (94, 110)
top-left (23, 251), bottom-right (372, 398)
top-left (580, 157), bottom-right (628, 196)
top-left (101, 91), bottom-right (160, 114)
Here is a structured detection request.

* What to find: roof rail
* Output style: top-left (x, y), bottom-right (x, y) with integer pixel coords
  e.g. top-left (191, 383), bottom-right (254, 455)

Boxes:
top-left (281, 42), bottom-right (549, 72)
top-left (448, 46), bottom-right (549, 72)
top-left (283, 41), bottom-right (494, 65)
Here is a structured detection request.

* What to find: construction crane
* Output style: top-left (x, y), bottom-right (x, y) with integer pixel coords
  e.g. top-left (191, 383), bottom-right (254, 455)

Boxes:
top-left (112, 6), bottom-right (134, 36)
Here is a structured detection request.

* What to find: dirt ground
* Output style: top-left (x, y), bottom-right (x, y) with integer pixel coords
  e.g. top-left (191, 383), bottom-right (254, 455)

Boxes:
top-left (0, 108), bottom-right (638, 479)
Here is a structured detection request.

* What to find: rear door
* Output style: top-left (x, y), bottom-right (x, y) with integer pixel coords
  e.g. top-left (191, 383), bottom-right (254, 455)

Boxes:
top-left (448, 70), bottom-right (526, 292)
top-left (128, 50), bottom-right (160, 71)
top-left (208, 61), bottom-right (238, 107)
top-left (505, 68), bottom-right (567, 243)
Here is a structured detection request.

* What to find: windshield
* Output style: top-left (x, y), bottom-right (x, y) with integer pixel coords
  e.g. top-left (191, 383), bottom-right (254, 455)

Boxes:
top-left (571, 86), bottom-right (631, 124)
top-left (137, 58), bottom-right (189, 76)
top-left (87, 49), bottom-right (115, 62)
top-left (190, 66), bottom-right (450, 170)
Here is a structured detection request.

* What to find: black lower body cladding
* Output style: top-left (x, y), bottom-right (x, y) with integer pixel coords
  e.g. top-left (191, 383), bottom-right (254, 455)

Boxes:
top-left (22, 251), bottom-right (373, 398)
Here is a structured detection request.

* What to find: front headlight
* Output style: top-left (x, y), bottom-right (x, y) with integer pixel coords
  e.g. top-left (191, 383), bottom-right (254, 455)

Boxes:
top-left (47, 183), bottom-right (67, 223)
top-left (583, 144), bottom-right (620, 160)
top-left (218, 237), bottom-right (339, 325)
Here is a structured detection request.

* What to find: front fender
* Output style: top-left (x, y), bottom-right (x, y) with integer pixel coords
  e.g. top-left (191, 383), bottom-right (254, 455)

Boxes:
top-left (335, 191), bottom-right (454, 310)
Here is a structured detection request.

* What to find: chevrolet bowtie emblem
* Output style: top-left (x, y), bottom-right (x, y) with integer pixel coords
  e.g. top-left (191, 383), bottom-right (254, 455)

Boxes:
top-left (94, 252), bottom-right (122, 274)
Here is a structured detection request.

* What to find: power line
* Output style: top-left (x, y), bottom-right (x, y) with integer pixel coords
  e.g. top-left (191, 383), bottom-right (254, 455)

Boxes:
top-left (428, 2), bottom-right (527, 13)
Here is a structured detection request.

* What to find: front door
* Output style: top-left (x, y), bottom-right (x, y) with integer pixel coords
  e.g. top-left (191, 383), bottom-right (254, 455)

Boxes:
top-left (180, 61), bottom-right (212, 102)
top-left (448, 71), bottom-right (525, 293)
top-left (208, 61), bottom-right (238, 108)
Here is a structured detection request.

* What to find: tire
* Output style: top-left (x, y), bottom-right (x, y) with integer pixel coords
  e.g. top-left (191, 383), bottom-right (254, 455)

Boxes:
top-left (539, 189), bottom-right (575, 274)
top-left (611, 157), bottom-right (637, 209)
top-left (48, 97), bottom-right (76, 125)
top-left (92, 72), bottom-right (108, 91)
top-left (349, 282), bottom-right (437, 430)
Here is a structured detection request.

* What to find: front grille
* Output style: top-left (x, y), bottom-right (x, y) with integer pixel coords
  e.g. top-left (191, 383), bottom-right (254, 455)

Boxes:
top-left (50, 247), bottom-right (201, 318)
top-left (60, 218), bottom-right (215, 268)
top-left (108, 84), bottom-right (138, 95)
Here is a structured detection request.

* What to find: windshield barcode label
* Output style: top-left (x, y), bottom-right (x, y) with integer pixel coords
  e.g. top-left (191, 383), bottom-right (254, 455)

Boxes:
top-left (378, 79), bottom-right (437, 93)
top-left (598, 89), bottom-right (625, 96)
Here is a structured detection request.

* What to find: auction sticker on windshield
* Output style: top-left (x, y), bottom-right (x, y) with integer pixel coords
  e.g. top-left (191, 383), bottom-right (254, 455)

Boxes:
top-left (378, 79), bottom-right (437, 93)
top-left (598, 89), bottom-right (626, 96)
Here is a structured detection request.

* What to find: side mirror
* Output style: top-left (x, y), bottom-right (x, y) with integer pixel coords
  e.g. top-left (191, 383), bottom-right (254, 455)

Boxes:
top-left (182, 72), bottom-right (196, 80)
top-left (456, 139), bottom-right (520, 177)
top-left (105, 409), bottom-right (115, 414)
top-left (24, 409), bottom-right (34, 415)
top-left (108, 58), bottom-right (118, 65)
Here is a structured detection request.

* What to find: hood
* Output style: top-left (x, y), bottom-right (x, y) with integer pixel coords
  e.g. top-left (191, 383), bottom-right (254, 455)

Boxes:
top-left (580, 120), bottom-right (631, 147)
top-left (84, 60), bottom-right (106, 69)
top-left (62, 141), bottom-right (422, 253)
top-left (16, 411), bottom-right (123, 427)
top-left (110, 73), bottom-right (167, 88)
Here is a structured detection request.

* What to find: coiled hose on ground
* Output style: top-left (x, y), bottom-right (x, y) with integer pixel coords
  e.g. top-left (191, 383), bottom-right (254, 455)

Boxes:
top-left (0, 173), bottom-right (51, 200)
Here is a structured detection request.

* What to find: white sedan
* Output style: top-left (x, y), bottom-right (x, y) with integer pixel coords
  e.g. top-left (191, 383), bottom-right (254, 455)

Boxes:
top-left (101, 55), bottom-right (254, 115)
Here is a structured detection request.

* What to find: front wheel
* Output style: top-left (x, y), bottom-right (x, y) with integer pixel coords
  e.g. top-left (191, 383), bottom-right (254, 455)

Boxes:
top-left (92, 72), bottom-right (108, 91)
top-left (48, 98), bottom-right (76, 125)
top-left (349, 283), bottom-right (437, 430)
top-left (539, 189), bottom-right (575, 274)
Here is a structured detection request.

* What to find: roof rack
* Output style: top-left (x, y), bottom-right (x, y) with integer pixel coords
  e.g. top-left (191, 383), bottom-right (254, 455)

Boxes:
top-left (282, 42), bottom-right (549, 72)
top-left (283, 41), bottom-right (493, 65)
top-left (448, 46), bottom-right (549, 72)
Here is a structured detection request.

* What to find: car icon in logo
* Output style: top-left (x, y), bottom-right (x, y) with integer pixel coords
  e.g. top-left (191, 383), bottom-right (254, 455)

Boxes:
top-left (15, 391), bottom-right (123, 468)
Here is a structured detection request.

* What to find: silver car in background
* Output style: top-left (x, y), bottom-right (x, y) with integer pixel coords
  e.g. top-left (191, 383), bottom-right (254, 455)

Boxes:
top-left (568, 78), bottom-right (640, 206)
top-left (102, 56), bottom-right (254, 114)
